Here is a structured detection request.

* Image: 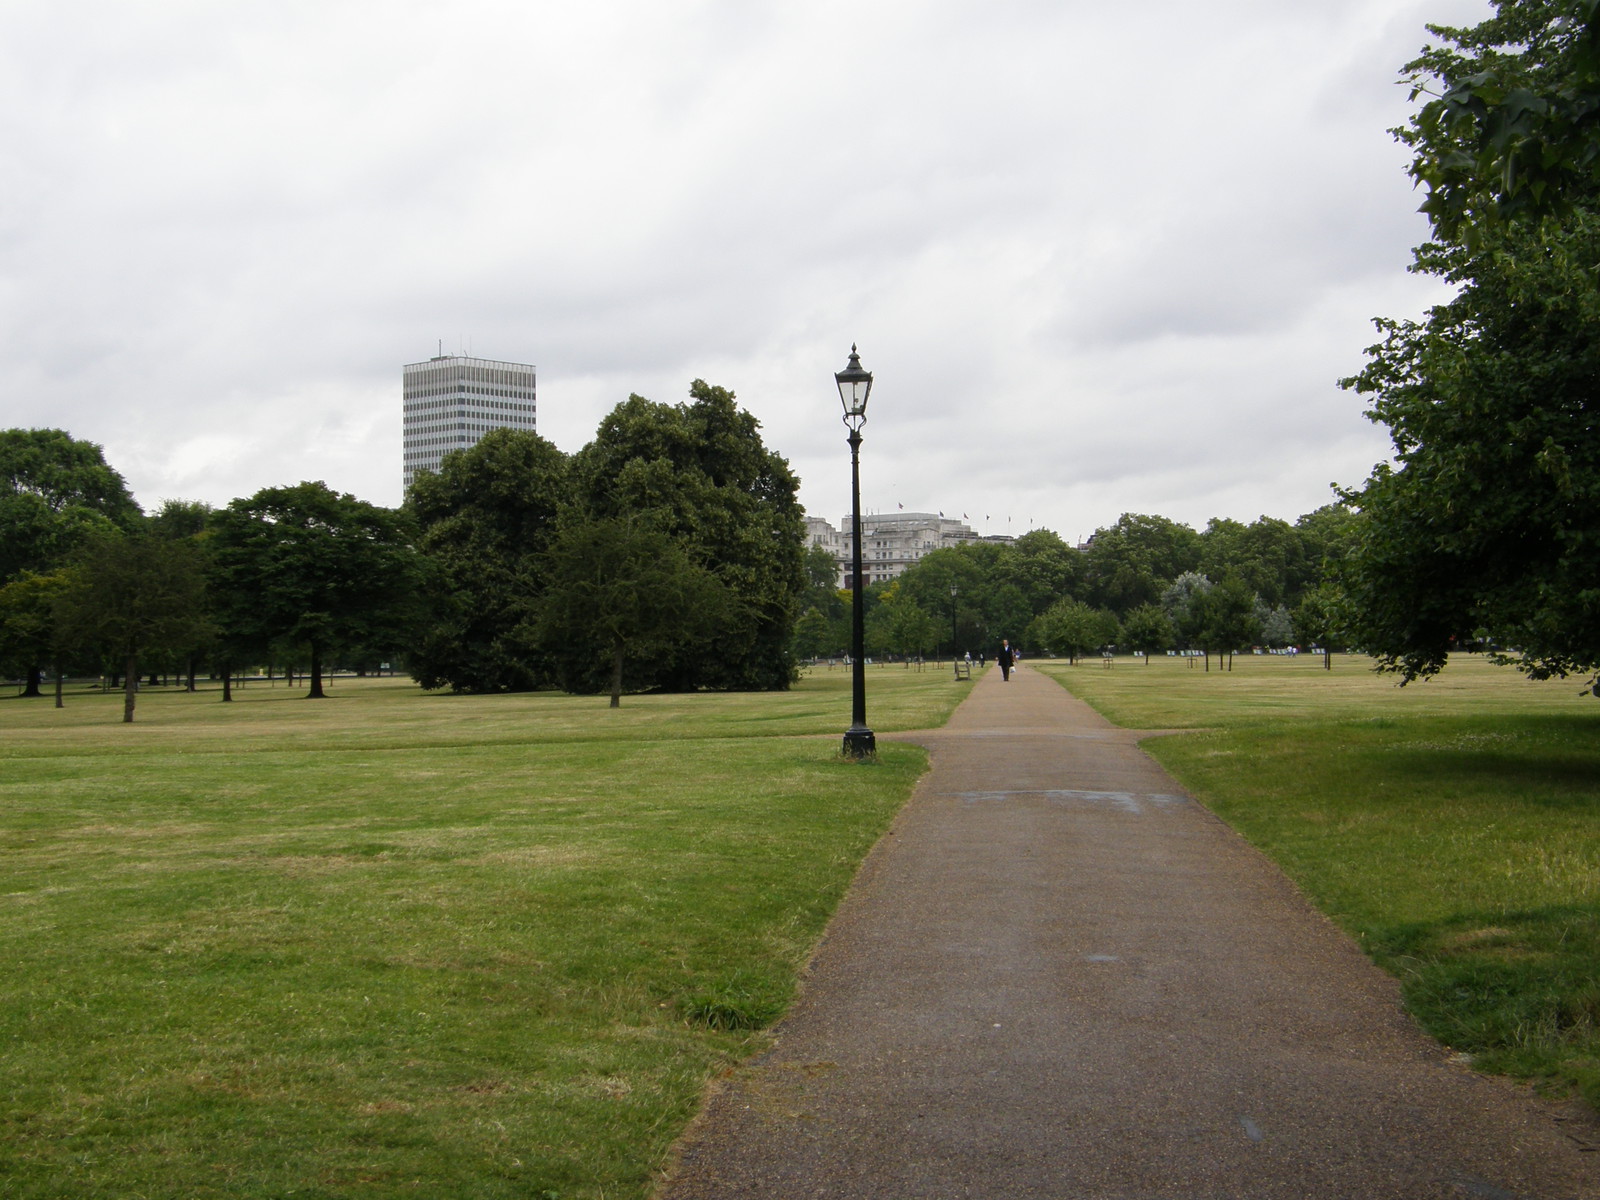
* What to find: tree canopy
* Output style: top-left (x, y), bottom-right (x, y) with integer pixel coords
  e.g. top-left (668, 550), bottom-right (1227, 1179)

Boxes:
top-left (54, 530), bottom-right (209, 722)
top-left (1340, 0), bottom-right (1600, 691)
top-left (0, 430), bottom-right (143, 694)
top-left (1403, 0), bottom-right (1600, 243)
top-left (209, 482), bottom-right (424, 698)
top-left (569, 381), bottom-right (806, 692)
top-left (407, 430), bottom-right (570, 692)
top-left (1340, 211), bottom-right (1600, 686)
top-left (539, 515), bottom-right (729, 707)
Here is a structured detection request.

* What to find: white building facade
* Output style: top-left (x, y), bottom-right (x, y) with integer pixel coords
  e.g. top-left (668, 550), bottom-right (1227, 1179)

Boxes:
top-left (402, 354), bottom-right (537, 491)
top-left (806, 511), bottom-right (990, 588)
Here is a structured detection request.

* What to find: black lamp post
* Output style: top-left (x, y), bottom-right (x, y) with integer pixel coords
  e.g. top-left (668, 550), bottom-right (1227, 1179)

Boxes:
top-left (837, 344), bottom-right (875, 758)
top-left (949, 582), bottom-right (959, 655)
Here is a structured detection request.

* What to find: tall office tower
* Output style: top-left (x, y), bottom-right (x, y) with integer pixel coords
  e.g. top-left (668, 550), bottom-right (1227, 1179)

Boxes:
top-left (402, 354), bottom-right (537, 491)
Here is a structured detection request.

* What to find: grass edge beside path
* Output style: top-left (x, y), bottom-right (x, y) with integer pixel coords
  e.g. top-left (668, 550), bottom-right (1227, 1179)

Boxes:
top-left (0, 669), bottom-right (970, 1200)
top-left (1032, 655), bottom-right (1600, 1113)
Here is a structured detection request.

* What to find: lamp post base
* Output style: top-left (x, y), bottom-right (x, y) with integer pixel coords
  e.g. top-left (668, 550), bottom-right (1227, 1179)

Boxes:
top-left (842, 726), bottom-right (876, 759)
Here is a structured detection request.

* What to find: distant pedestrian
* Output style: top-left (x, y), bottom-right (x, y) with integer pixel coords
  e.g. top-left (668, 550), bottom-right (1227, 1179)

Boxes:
top-left (998, 639), bottom-right (1014, 682)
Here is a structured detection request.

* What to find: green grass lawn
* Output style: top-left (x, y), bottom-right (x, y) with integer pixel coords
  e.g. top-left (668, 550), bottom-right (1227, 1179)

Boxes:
top-left (1033, 652), bottom-right (1600, 1109)
top-left (0, 666), bottom-right (970, 1200)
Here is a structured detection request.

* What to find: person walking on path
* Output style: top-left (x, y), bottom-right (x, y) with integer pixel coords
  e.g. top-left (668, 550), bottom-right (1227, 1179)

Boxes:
top-left (657, 665), bottom-right (1598, 1199)
top-left (996, 637), bottom-right (1014, 681)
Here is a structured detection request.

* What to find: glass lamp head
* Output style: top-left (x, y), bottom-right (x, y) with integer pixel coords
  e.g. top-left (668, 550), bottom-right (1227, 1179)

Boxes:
top-left (836, 344), bottom-right (873, 429)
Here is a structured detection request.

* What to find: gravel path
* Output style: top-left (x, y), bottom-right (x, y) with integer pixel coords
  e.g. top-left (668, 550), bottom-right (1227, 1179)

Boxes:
top-left (657, 665), bottom-right (1598, 1199)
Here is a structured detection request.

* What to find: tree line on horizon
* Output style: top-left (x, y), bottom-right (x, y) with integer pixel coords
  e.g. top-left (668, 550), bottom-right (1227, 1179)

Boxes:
top-left (2, 410), bottom-right (1363, 719)
top-left (0, 380), bottom-right (807, 718)
top-left (793, 508), bottom-right (1357, 670)
top-left (7, 0), bottom-right (1600, 711)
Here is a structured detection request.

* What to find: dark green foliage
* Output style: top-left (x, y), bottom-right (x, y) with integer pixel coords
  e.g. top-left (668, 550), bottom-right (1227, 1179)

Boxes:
top-left (1119, 603), bottom-right (1175, 659)
top-left (407, 431), bottom-right (570, 692)
top-left (1198, 516), bottom-right (1316, 609)
top-left (995, 529), bottom-right (1083, 614)
top-left (1081, 513), bottom-right (1202, 612)
top-left (879, 512), bottom-right (1348, 662)
top-left (1340, 2), bottom-right (1600, 692)
top-left (864, 582), bottom-right (939, 660)
top-left (1032, 598), bottom-right (1118, 663)
top-left (145, 498), bottom-right (213, 540)
top-left (791, 607), bottom-right (835, 659)
top-left (1, 433), bottom-right (138, 531)
top-left (804, 542), bottom-right (839, 590)
top-left (791, 545), bottom-right (849, 659)
top-left (0, 570), bottom-right (72, 693)
top-left (1194, 576), bottom-right (1264, 669)
top-left (208, 482), bottom-right (424, 698)
top-left (539, 515), bottom-right (730, 706)
top-left (53, 530), bottom-right (210, 721)
top-left (1402, 0), bottom-right (1600, 243)
top-left (0, 430), bottom-right (143, 693)
top-left (1340, 212), bottom-right (1600, 690)
top-left (1161, 571), bottom-right (1214, 646)
top-left (569, 381), bottom-right (806, 692)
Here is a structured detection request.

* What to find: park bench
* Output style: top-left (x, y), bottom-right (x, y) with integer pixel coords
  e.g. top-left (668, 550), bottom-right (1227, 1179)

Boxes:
top-left (954, 660), bottom-right (972, 680)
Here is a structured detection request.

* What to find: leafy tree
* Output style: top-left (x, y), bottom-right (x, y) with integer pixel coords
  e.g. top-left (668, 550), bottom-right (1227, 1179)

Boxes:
top-left (570, 382), bottom-right (805, 692)
top-left (1341, 1), bottom-right (1600, 692)
top-left (1341, 211), bottom-right (1600, 689)
top-left (1193, 577), bottom-right (1263, 672)
top-left (407, 430), bottom-right (570, 692)
top-left (54, 531), bottom-right (209, 722)
top-left (143, 500), bottom-right (217, 691)
top-left (1255, 600), bottom-right (1296, 648)
top-left (1, 430), bottom-right (142, 692)
top-left (1161, 571), bottom-right (1215, 646)
top-left (1293, 582), bottom-right (1348, 670)
top-left (791, 607), bottom-right (834, 660)
top-left (983, 583), bottom-right (1035, 656)
top-left (1402, 0), bottom-right (1600, 244)
top-left (1081, 513), bottom-right (1201, 614)
top-left (994, 529), bottom-right (1084, 616)
top-left (865, 582), bottom-right (940, 662)
top-left (1294, 504), bottom-right (1362, 574)
top-left (0, 571), bottom-right (73, 704)
top-left (209, 482), bottom-right (424, 699)
top-left (792, 544), bottom-right (848, 660)
top-left (539, 516), bottom-right (729, 707)
top-left (1034, 598), bottom-right (1118, 664)
top-left (146, 498), bottom-right (213, 541)
top-left (890, 545), bottom-right (990, 652)
top-left (1199, 516), bottom-right (1310, 609)
top-left (804, 542), bottom-right (840, 590)
top-left (1119, 603), bottom-right (1175, 663)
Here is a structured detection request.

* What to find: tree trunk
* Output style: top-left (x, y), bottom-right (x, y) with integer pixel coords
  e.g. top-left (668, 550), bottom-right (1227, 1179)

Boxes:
top-left (610, 639), bottom-right (625, 708)
top-left (21, 664), bottom-right (42, 698)
top-left (54, 667), bottom-right (63, 709)
top-left (222, 668), bottom-right (233, 703)
top-left (1324, 647), bottom-right (1332, 671)
top-left (307, 642), bottom-right (325, 699)
top-left (123, 654), bottom-right (138, 723)
top-left (186, 658), bottom-right (197, 692)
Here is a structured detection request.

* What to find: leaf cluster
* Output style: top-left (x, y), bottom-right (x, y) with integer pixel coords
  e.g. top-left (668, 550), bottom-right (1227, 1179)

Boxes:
top-left (1403, 0), bottom-right (1600, 243)
top-left (1340, 208), bottom-right (1600, 688)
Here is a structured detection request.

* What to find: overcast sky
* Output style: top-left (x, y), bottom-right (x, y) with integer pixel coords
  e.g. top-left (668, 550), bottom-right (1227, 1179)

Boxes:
top-left (3, 0), bottom-right (1491, 542)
